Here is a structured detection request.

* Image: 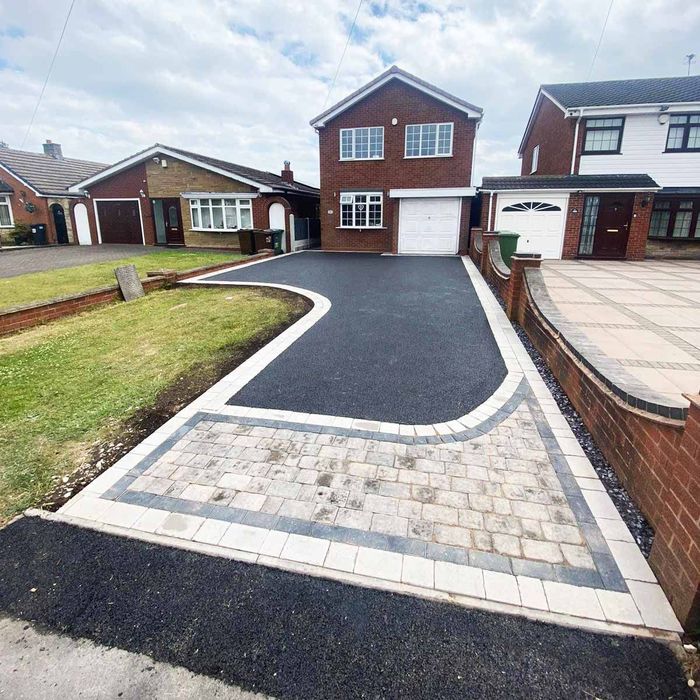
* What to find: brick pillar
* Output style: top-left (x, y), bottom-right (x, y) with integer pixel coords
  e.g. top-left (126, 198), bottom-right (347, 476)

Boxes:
top-left (469, 227), bottom-right (483, 266)
top-left (625, 191), bottom-right (654, 261)
top-left (505, 253), bottom-right (541, 321)
top-left (481, 231), bottom-right (499, 277)
top-left (649, 394), bottom-right (700, 630)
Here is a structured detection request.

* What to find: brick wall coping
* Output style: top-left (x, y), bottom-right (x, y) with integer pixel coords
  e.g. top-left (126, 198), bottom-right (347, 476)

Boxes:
top-left (487, 239), bottom-right (510, 279)
top-left (473, 230), bottom-right (483, 254)
top-left (524, 267), bottom-right (687, 421)
top-left (0, 252), bottom-right (273, 336)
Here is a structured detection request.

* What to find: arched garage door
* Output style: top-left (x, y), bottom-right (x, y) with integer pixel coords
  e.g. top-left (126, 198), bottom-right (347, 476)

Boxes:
top-left (96, 199), bottom-right (144, 244)
top-left (495, 194), bottom-right (569, 259)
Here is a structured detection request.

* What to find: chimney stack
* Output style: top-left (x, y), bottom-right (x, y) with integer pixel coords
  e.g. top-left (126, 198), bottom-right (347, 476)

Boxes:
top-left (281, 160), bottom-right (294, 184)
top-left (43, 140), bottom-right (63, 160)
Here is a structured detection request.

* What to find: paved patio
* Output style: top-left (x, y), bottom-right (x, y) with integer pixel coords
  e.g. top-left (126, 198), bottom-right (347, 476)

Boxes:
top-left (52, 253), bottom-right (682, 636)
top-left (538, 260), bottom-right (700, 418)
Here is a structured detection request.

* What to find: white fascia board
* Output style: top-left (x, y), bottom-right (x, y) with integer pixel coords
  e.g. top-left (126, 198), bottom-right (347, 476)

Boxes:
top-left (181, 191), bottom-right (260, 199)
top-left (518, 90), bottom-right (567, 155)
top-left (311, 74), bottom-right (482, 128)
top-left (69, 146), bottom-right (274, 193)
top-left (564, 102), bottom-right (700, 118)
top-left (389, 187), bottom-right (476, 198)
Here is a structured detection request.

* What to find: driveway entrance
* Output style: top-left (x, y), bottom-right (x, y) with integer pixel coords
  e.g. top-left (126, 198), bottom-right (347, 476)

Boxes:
top-left (200, 252), bottom-right (507, 424)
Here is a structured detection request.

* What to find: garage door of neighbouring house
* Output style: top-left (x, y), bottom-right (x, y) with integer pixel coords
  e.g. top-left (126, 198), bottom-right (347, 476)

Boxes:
top-left (398, 197), bottom-right (461, 255)
top-left (495, 194), bottom-right (569, 260)
top-left (96, 200), bottom-right (143, 244)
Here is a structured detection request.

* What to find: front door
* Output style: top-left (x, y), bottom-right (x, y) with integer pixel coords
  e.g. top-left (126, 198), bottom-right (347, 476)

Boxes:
top-left (51, 204), bottom-right (69, 244)
top-left (579, 194), bottom-right (633, 258)
top-left (152, 198), bottom-right (184, 245)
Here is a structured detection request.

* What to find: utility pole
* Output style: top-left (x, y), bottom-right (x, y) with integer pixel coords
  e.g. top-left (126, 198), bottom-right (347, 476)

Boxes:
top-left (686, 53), bottom-right (696, 76)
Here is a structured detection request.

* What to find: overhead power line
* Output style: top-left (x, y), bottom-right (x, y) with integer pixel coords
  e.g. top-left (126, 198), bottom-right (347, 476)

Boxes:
top-left (322, 0), bottom-right (364, 110)
top-left (587, 0), bottom-right (614, 80)
top-left (20, 0), bottom-right (77, 149)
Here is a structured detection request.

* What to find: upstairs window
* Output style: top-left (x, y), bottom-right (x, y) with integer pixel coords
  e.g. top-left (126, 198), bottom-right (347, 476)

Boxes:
top-left (582, 117), bottom-right (624, 154)
top-left (339, 192), bottom-right (383, 228)
top-left (339, 127), bottom-right (384, 160)
top-left (405, 122), bottom-right (453, 157)
top-left (665, 114), bottom-right (700, 152)
top-left (530, 144), bottom-right (540, 174)
top-left (0, 195), bottom-right (12, 227)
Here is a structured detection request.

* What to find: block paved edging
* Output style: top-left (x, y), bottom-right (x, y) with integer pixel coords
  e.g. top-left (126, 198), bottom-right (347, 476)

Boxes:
top-left (0, 252), bottom-right (273, 336)
top-left (50, 251), bottom-right (684, 636)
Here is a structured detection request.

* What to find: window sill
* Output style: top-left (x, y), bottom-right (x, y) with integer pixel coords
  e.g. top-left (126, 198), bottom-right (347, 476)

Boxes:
top-left (339, 157), bottom-right (385, 162)
top-left (403, 154), bottom-right (453, 159)
top-left (580, 151), bottom-right (622, 156)
top-left (0, 225), bottom-right (14, 229)
top-left (335, 226), bottom-right (386, 230)
top-left (190, 228), bottom-right (248, 233)
top-left (663, 149), bottom-right (700, 154)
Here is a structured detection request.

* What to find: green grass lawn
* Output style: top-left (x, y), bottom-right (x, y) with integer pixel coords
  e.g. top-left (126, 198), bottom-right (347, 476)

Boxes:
top-left (0, 250), bottom-right (244, 311)
top-left (0, 285), bottom-right (302, 523)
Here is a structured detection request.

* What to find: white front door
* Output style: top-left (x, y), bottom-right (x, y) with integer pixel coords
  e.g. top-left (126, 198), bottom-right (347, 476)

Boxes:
top-left (398, 197), bottom-right (461, 255)
top-left (495, 194), bottom-right (569, 259)
top-left (73, 202), bottom-right (92, 245)
top-left (268, 202), bottom-right (287, 252)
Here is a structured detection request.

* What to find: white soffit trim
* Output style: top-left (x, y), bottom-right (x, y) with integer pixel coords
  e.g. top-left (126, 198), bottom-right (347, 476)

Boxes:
top-left (181, 192), bottom-right (260, 199)
top-left (311, 74), bottom-right (482, 127)
top-left (69, 146), bottom-right (274, 193)
top-left (389, 187), bottom-right (476, 198)
top-left (480, 187), bottom-right (662, 194)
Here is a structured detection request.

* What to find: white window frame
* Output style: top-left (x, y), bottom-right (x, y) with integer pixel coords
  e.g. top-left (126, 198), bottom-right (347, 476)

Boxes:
top-left (339, 127), bottom-right (384, 161)
top-left (404, 122), bottom-right (453, 158)
top-left (339, 191), bottom-right (383, 229)
top-left (0, 194), bottom-right (14, 228)
top-left (530, 144), bottom-right (540, 174)
top-left (189, 197), bottom-right (254, 232)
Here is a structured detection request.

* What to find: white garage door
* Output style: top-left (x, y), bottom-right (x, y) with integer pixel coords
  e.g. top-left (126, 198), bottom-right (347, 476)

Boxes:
top-left (398, 197), bottom-right (461, 255)
top-left (495, 194), bottom-right (568, 259)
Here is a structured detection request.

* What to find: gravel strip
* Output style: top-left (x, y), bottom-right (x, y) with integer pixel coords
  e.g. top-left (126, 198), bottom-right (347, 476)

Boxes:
top-left (487, 282), bottom-right (654, 557)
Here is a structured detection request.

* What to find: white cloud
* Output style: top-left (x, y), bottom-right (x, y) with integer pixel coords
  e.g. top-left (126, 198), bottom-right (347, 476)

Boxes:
top-left (0, 0), bottom-right (697, 185)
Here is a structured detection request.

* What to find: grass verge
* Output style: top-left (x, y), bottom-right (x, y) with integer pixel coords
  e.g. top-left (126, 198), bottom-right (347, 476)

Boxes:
top-left (0, 250), bottom-right (244, 310)
top-left (0, 285), bottom-right (308, 523)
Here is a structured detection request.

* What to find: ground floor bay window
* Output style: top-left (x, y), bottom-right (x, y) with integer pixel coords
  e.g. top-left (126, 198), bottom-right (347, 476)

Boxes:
top-left (340, 192), bottom-right (383, 228)
top-left (648, 198), bottom-right (700, 240)
top-left (189, 197), bottom-right (253, 231)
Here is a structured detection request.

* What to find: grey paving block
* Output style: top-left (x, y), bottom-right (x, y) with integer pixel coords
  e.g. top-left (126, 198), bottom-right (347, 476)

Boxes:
top-left (591, 551), bottom-right (628, 592)
top-left (511, 558), bottom-right (556, 582)
top-left (554, 565), bottom-right (604, 588)
top-left (469, 550), bottom-right (513, 575)
top-left (425, 543), bottom-right (469, 566)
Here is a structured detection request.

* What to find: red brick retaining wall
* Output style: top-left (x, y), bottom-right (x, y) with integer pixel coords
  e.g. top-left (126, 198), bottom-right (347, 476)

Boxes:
top-left (0, 253), bottom-right (273, 336)
top-left (470, 227), bottom-right (700, 630)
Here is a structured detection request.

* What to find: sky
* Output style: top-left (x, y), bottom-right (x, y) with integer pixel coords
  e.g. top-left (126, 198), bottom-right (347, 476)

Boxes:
top-left (0, 0), bottom-right (698, 187)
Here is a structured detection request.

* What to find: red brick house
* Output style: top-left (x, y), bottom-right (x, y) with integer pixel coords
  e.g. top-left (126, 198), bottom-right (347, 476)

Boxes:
top-left (69, 144), bottom-right (319, 251)
top-left (0, 141), bottom-right (105, 245)
top-left (481, 75), bottom-right (700, 260)
top-left (310, 66), bottom-right (483, 254)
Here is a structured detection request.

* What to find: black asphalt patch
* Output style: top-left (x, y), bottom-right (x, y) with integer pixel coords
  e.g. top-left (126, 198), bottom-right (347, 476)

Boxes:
top-left (206, 252), bottom-right (507, 424)
top-left (0, 517), bottom-right (691, 700)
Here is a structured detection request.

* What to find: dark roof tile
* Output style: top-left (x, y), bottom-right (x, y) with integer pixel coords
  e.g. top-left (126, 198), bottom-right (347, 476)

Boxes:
top-left (0, 147), bottom-right (106, 196)
top-left (542, 76), bottom-right (700, 109)
top-left (480, 174), bottom-right (660, 191)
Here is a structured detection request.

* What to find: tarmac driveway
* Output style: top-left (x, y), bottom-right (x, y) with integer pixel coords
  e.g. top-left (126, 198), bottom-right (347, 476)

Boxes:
top-left (203, 252), bottom-right (507, 424)
top-left (0, 244), bottom-right (153, 278)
